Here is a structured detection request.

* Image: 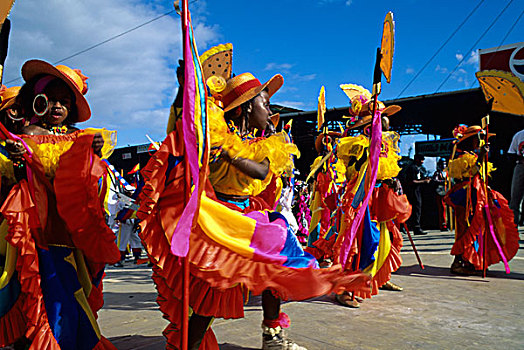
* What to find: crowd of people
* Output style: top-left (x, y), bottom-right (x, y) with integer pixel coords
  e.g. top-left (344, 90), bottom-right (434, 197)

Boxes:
top-left (0, 34), bottom-right (520, 350)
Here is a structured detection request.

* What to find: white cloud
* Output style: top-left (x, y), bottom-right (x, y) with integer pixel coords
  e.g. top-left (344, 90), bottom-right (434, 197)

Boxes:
top-left (4, 0), bottom-right (220, 145)
top-left (293, 73), bottom-right (317, 81)
top-left (466, 50), bottom-right (479, 65)
top-left (405, 67), bottom-right (415, 74)
top-left (265, 62), bottom-right (294, 71)
top-left (345, 0), bottom-right (353, 6)
top-left (454, 50), bottom-right (479, 66)
top-left (435, 64), bottom-right (448, 74)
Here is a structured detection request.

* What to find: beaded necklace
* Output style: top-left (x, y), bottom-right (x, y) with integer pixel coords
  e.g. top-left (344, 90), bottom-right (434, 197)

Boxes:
top-left (41, 122), bottom-right (68, 135)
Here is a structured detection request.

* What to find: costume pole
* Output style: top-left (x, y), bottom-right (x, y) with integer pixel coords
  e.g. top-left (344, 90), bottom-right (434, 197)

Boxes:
top-left (403, 223), bottom-right (424, 269)
top-left (0, 19), bottom-right (11, 85)
top-left (180, 1), bottom-right (190, 349)
top-left (482, 114), bottom-right (490, 278)
top-left (352, 48), bottom-right (382, 280)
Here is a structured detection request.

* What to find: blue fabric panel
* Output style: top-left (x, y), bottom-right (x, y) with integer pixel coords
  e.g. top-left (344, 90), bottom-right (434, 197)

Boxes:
top-left (0, 271), bottom-right (20, 317)
top-left (38, 246), bottom-right (100, 350)
top-left (351, 169), bottom-right (367, 209)
top-left (215, 194), bottom-right (250, 211)
top-left (307, 224), bottom-right (320, 248)
top-left (267, 212), bottom-right (319, 269)
top-left (358, 208), bottom-right (380, 271)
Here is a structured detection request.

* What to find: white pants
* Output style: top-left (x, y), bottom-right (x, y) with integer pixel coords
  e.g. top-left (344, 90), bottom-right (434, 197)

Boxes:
top-left (117, 220), bottom-right (142, 251)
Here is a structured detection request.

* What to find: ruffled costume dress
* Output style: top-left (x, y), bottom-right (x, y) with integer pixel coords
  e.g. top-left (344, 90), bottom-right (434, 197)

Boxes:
top-left (137, 101), bottom-right (371, 350)
top-left (308, 131), bottom-right (411, 298)
top-left (445, 152), bottom-right (519, 270)
top-left (305, 153), bottom-right (346, 260)
top-left (0, 128), bottom-right (119, 349)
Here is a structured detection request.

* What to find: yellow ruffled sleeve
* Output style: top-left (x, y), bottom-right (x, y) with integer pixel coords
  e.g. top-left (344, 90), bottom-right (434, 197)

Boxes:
top-left (336, 135), bottom-right (369, 180)
top-left (82, 128), bottom-right (117, 159)
top-left (0, 143), bottom-right (15, 186)
top-left (208, 101), bottom-right (300, 196)
top-left (336, 135), bottom-right (369, 165)
top-left (448, 153), bottom-right (494, 180)
top-left (377, 131), bottom-right (401, 180)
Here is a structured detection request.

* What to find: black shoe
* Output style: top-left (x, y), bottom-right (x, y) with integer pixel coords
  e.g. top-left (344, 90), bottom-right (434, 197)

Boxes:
top-left (114, 260), bottom-right (124, 268)
top-left (413, 229), bottom-right (427, 235)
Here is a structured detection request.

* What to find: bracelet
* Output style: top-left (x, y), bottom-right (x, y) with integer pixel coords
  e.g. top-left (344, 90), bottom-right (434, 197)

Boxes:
top-left (13, 160), bottom-right (25, 169)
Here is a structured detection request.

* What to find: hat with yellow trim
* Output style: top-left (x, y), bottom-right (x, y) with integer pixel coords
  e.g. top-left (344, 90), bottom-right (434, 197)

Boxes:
top-left (340, 83), bottom-right (401, 130)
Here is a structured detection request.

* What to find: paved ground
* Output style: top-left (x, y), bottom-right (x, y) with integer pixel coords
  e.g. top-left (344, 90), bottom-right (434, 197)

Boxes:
top-left (99, 229), bottom-right (524, 350)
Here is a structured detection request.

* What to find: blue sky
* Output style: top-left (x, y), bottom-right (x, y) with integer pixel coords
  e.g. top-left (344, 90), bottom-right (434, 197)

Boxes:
top-left (3, 0), bottom-right (523, 154)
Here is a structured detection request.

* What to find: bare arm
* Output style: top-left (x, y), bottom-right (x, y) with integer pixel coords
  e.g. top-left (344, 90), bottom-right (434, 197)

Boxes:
top-left (222, 151), bottom-right (269, 180)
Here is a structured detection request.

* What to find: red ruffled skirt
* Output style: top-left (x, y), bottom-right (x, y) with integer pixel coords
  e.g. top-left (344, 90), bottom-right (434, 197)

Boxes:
top-left (138, 131), bottom-right (371, 350)
top-left (446, 175), bottom-right (519, 269)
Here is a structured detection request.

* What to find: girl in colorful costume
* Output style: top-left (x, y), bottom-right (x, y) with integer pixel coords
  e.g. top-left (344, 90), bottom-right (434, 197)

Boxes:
top-left (445, 125), bottom-right (519, 275)
top-left (137, 45), bottom-right (371, 349)
top-left (309, 84), bottom-right (410, 307)
top-left (305, 132), bottom-right (347, 264)
top-left (0, 60), bottom-right (119, 349)
top-left (306, 87), bottom-right (346, 264)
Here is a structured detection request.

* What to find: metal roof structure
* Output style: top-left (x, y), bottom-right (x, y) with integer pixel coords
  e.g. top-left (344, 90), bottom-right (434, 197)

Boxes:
top-left (276, 88), bottom-right (524, 196)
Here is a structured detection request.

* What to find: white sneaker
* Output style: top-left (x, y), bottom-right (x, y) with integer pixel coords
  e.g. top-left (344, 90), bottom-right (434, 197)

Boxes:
top-left (262, 325), bottom-right (307, 350)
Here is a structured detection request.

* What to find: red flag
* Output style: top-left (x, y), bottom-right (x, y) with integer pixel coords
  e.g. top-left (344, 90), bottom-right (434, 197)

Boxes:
top-left (127, 163), bottom-right (140, 175)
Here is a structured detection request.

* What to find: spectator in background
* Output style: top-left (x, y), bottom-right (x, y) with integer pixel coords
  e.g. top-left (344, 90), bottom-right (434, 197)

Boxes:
top-left (508, 128), bottom-right (524, 226)
top-left (405, 154), bottom-right (430, 235)
top-left (432, 158), bottom-right (448, 231)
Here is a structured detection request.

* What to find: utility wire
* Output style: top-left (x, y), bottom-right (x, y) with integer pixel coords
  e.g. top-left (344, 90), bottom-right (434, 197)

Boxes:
top-left (5, 8), bottom-right (177, 84)
top-left (435, 0), bottom-right (514, 93)
top-left (395, 0), bottom-right (485, 98)
top-left (468, 8), bottom-right (524, 88)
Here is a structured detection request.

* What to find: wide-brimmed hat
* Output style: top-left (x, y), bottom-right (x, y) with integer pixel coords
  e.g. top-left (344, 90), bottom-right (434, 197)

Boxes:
top-left (21, 59), bottom-right (91, 122)
top-left (222, 72), bottom-right (283, 112)
top-left (340, 83), bottom-right (401, 130)
top-left (346, 105), bottom-right (401, 130)
top-left (0, 85), bottom-right (20, 111)
top-left (315, 131), bottom-right (341, 154)
top-left (453, 125), bottom-right (495, 144)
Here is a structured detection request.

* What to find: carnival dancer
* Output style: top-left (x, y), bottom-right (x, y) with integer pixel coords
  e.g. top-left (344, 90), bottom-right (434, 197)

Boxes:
top-left (0, 85), bottom-right (27, 349)
top-left (326, 84), bottom-right (409, 306)
top-left (1, 60), bottom-right (119, 349)
top-left (137, 44), bottom-right (371, 349)
top-left (0, 85), bottom-right (24, 134)
top-left (294, 181), bottom-right (311, 245)
top-left (306, 86), bottom-right (346, 264)
top-left (445, 125), bottom-right (519, 275)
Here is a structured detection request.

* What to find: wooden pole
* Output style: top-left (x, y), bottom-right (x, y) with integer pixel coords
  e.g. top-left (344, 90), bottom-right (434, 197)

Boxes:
top-left (482, 118), bottom-right (489, 278)
top-left (403, 223), bottom-right (424, 269)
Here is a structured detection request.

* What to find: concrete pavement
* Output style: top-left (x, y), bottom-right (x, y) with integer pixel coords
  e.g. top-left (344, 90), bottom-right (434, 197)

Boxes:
top-left (99, 229), bottom-right (524, 350)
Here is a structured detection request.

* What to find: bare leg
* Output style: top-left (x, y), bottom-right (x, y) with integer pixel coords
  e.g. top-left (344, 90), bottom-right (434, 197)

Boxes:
top-left (188, 313), bottom-right (213, 350)
top-left (262, 289), bottom-right (280, 321)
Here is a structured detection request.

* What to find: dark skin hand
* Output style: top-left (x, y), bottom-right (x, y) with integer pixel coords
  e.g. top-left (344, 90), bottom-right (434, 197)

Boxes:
top-left (478, 143), bottom-right (489, 161)
top-left (5, 139), bottom-right (26, 161)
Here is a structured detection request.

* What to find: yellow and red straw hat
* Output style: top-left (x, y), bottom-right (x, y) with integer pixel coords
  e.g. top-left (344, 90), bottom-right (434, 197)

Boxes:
top-left (222, 72), bottom-right (283, 112)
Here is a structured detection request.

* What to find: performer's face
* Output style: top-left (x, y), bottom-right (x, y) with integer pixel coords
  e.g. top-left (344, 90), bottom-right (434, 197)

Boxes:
top-left (248, 90), bottom-right (271, 132)
top-left (43, 81), bottom-right (72, 126)
top-left (381, 116), bottom-right (390, 131)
